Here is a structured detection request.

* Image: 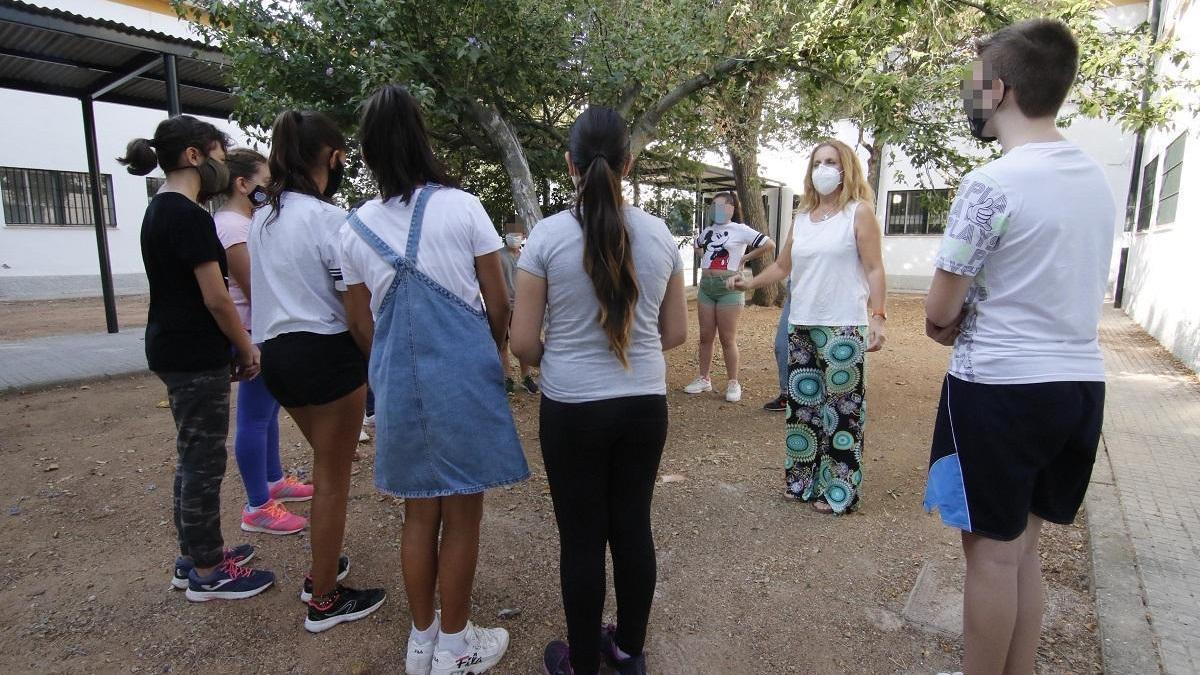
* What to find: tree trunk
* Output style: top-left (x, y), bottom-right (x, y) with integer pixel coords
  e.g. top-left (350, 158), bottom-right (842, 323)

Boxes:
top-left (865, 139), bottom-right (883, 199)
top-left (466, 100), bottom-right (544, 229)
top-left (723, 70), bottom-right (781, 307)
top-left (729, 145), bottom-right (781, 307)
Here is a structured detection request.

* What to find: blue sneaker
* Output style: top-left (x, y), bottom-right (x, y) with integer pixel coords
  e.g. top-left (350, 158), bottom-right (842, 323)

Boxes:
top-left (184, 558), bottom-right (275, 602)
top-left (542, 640), bottom-right (573, 675)
top-left (171, 544), bottom-right (255, 589)
top-left (601, 624), bottom-right (647, 675)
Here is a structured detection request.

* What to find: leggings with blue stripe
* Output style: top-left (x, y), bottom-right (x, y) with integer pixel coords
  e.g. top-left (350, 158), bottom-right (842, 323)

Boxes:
top-left (235, 374), bottom-right (283, 508)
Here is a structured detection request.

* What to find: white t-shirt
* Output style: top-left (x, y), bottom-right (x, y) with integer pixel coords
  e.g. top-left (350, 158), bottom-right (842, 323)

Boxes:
top-left (935, 140), bottom-right (1116, 384)
top-left (338, 188), bottom-right (502, 316)
top-left (697, 221), bottom-right (766, 271)
top-left (213, 210), bottom-right (251, 330)
top-left (519, 206), bottom-right (683, 403)
top-left (249, 192), bottom-right (349, 341)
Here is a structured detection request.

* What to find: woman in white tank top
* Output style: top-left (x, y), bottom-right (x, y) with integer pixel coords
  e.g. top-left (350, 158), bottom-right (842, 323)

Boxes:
top-left (730, 139), bottom-right (888, 514)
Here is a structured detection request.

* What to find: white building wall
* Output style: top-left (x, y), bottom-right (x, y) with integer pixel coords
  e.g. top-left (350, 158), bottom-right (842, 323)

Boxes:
top-left (0, 89), bottom-right (254, 298)
top-left (1122, 0), bottom-right (1200, 372)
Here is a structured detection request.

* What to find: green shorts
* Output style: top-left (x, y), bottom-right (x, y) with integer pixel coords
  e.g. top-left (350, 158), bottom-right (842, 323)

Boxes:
top-left (697, 272), bottom-right (744, 306)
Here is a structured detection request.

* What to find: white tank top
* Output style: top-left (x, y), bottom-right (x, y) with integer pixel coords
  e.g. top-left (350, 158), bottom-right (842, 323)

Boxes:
top-left (788, 201), bottom-right (869, 326)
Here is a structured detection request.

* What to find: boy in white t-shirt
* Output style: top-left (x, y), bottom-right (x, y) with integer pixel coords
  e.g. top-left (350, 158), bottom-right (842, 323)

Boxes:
top-left (922, 19), bottom-right (1114, 675)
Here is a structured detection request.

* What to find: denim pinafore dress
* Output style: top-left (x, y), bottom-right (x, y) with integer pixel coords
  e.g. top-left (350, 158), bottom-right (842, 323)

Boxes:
top-left (347, 185), bottom-right (529, 498)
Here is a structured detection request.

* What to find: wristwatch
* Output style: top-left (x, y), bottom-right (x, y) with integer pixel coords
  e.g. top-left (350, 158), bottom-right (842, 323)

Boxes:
top-left (871, 309), bottom-right (888, 321)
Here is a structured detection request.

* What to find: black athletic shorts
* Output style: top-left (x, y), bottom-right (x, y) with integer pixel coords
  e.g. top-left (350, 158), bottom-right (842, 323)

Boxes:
top-left (260, 331), bottom-right (367, 408)
top-left (923, 374), bottom-right (1105, 541)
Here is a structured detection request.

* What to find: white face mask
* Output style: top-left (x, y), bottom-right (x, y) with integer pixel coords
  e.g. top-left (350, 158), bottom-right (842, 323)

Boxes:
top-left (811, 164), bottom-right (843, 196)
top-left (504, 234), bottom-right (524, 248)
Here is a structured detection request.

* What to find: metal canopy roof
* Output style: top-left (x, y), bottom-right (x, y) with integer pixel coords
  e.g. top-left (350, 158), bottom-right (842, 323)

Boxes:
top-left (635, 155), bottom-right (785, 194)
top-left (0, 0), bottom-right (234, 118)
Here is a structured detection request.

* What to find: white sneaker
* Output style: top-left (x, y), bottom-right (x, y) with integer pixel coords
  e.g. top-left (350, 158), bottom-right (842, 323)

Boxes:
top-left (359, 428), bottom-right (370, 443)
top-left (683, 376), bottom-right (713, 394)
top-left (430, 622), bottom-right (510, 675)
top-left (363, 413), bottom-right (376, 429)
top-left (406, 610), bottom-right (441, 675)
top-left (725, 380), bottom-right (742, 402)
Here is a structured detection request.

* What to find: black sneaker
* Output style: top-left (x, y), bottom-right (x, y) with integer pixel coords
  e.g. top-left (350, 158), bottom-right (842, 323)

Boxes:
top-left (304, 585), bottom-right (387, 633)
top-left (543, 640), bottom-right (574, 674)
top-left (505, 377), bottom-right (515, 395)
top-left (184, 559), bottom-right (274, 602)
top-left (600, 624), bottom-right (646, 675)
top-left (299, 555), bottom-right (351, 602)
top-left (171, 544), bottom-right (255, 590)
top-left (522, 375), bottom-right (540, 395)
top-left (762, 394), bottom-right (787, 413)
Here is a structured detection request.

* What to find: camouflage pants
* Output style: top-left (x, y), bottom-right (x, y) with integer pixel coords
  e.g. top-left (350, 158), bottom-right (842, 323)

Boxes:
top-left (158, 368), bottom-right (229, 568)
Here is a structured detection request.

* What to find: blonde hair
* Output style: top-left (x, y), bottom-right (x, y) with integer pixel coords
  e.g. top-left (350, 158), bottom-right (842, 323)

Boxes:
top-left (796, 139), bottom-right (875, 214)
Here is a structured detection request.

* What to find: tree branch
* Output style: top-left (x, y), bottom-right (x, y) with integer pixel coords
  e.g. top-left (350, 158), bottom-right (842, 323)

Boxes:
top-left (946, 0), bottom-right (1010, 23)
top-left (629, 56), bottom-right (754, 157)
top-left (616, 81), bottom-right (643, 118)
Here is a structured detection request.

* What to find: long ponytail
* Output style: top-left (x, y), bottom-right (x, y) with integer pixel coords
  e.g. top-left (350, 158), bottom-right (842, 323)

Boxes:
top-left (265, 110), bottom-right (346, 223)
top-left (569, 106), bottom-right (638, 368)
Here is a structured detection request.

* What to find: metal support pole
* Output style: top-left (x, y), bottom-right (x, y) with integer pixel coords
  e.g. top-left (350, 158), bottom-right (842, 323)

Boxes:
top-left (81, 97), bottom-right (118, 333)
top-left (163, 53), bottom-right (180, 116)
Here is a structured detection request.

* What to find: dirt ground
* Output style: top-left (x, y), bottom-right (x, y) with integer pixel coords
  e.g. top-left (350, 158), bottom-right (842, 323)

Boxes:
top-left (0, 294), bottom-right (1099, 674)
top-left (0, 295), bottom-right (149, 340)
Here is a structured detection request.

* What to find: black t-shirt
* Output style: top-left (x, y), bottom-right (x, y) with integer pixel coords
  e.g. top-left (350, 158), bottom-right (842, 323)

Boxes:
top-left (140, 192), bottom-right (231, 373)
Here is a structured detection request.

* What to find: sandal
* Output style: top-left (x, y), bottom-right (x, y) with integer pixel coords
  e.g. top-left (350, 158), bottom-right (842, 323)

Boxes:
top-left (811, 499), bottom-right (834, 514)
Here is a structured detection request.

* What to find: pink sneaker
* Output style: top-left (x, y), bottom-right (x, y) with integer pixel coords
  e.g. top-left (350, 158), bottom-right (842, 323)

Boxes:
top-left (240, 500), bottom-right (307, 535)
top-left (269, 476), bottom-right (314, 503)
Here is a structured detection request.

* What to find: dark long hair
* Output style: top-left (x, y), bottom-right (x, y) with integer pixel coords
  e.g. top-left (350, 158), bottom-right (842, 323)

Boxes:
top-left (117, 115), bottom-right (228, 176)
top-left (358, 84), bottom-right (455, 202)
top-left (220, 148), bottom-right (267, 197)
top-left (569, 106), bottom-right (638, 368)
top-left (265, 110), bottom-right (346, 220)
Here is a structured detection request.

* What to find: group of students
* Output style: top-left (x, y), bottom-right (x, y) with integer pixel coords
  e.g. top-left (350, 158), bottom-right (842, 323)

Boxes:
top-left (130, 16), bottom-right (1112, 675)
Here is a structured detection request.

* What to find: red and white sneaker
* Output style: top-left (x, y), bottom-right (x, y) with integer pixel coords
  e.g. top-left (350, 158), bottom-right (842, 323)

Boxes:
top-left (240, 500), bottom-right (307, 535)
top-left (269, 476), bottom-right (314, 503)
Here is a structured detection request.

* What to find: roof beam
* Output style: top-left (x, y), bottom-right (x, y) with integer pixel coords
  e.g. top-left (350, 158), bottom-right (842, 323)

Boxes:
top-left (89, 53), bottom-right (159, 99)
top-left (0, 44), bottom-right (115, 73)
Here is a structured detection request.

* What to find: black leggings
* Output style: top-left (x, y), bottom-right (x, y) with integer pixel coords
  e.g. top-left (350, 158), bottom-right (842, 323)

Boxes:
top-left (540, 394), bottom-right (667, 674)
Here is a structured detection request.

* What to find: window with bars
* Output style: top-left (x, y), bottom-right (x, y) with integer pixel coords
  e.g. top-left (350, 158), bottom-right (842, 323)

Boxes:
top-left (0, 167), bottom-right (116, 227)
top-left (885, 189), bottom-right (950, 235)
top-left (1156, 133), bottom-right (1186, 226)
top-left (1136, 156), bottom-right (1158, 231)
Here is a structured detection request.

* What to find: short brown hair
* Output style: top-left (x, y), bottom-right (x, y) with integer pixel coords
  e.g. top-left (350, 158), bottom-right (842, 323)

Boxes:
top-left (978, 19), bottom-right (1079, 118)
top-left (712, 191), bottom-right (741, 223)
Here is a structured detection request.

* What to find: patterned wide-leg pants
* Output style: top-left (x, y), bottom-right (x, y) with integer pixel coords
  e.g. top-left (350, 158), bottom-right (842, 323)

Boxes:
top-left (784, 325), bottom-right (868, 513)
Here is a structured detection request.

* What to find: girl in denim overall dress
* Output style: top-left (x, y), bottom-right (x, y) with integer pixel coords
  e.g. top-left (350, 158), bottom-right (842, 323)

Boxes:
top-left (340, 84), bottom-right (529, 675)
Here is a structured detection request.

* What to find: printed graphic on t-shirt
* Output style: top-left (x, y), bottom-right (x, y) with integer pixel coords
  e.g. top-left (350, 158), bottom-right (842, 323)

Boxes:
top-left (935, 171), bottom-right (1011, 381)
top-left (698, 223), bottom-right (765, 271)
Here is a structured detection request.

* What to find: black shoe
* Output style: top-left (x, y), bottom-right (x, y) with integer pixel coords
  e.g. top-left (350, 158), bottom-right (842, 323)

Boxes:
top-left (304, 585), bottom-right (386, 633)
top-left (522, 375), bottom-right (540, 395)
top-left (505, 377), bottom-right (515, 394)
top-left (762, 394), bottom-right (787, 412)
top-left (299, 555), bottom-right (351, 602)
top-left (171, 544), bottom-right (255, 590)
top-left (601, 624), bottom-right (647, 675)
top-left (543, 640), bottom-right (574, 674)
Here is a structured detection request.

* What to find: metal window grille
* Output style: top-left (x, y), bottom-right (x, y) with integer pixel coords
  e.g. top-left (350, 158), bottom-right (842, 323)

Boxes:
top-left (1136, 156), bottom-right (1158, 231)
top-left (885, 189), bottom-right (950, 235)
top-left (1156, 133), bottom-right (1186, 227)
top-left (0, 166), bottom-right (116, 227)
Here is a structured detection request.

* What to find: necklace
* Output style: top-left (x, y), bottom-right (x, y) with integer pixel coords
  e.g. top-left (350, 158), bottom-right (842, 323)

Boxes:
top-left (810, 206), bottom-right (838, 223)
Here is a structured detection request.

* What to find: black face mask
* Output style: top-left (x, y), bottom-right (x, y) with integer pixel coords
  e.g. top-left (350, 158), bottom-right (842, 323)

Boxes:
top-left (965, 85), bottom-right (1006, 143)
top-left (170, 155), bottom-right (229, 201)
top-left (248, 184), bottom-right (270, 208)
top-left (324, 161), bottom-right (344, 199)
